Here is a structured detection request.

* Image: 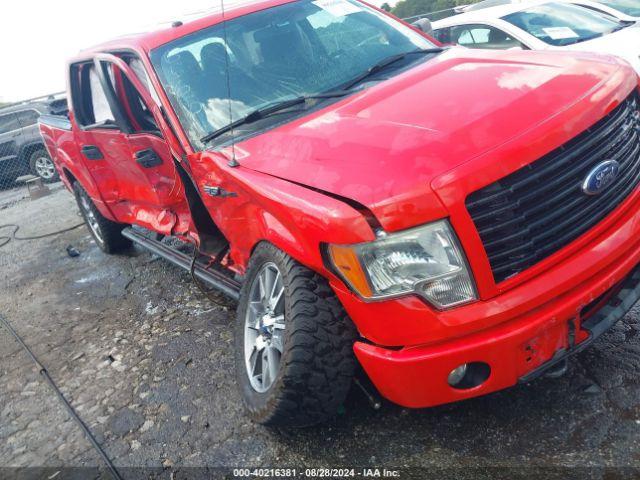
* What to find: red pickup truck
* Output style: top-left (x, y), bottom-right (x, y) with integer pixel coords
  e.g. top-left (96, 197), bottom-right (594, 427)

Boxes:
top-left (40, 0), bottom-right (640, 426)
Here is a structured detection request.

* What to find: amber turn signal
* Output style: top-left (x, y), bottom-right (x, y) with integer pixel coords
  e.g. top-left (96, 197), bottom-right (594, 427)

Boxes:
top-left (328, 244), bottom-right (373, 298)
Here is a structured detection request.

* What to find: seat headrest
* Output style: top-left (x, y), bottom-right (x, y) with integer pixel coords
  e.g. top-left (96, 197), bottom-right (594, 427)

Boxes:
top-left (253, 22), bottom-right (302, 63)
top-left (201, 43), bottom-right (228, 74)
top-left (166, 51), bottom-right (202, 78)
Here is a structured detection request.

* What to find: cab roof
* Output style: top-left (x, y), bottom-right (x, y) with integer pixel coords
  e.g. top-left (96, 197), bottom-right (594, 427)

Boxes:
top-left (74, 0), bottom-right (297, 59)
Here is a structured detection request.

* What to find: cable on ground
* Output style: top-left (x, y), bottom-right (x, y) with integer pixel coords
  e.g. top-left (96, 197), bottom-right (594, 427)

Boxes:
top-left (0, 314), bottom-right (123, 480)
top-left (0, 223), bottom-right (84, 248)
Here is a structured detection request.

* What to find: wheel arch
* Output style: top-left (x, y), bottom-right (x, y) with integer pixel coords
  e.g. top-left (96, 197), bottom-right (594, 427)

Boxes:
top-left (248, 218), bottom-right (312, 266)
top-left (63, 162), bottom-right (119, 222)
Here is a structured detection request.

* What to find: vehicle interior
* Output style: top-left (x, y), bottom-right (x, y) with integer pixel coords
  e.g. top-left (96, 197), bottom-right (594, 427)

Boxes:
top-left (434, 23), bottom-right (526, 48)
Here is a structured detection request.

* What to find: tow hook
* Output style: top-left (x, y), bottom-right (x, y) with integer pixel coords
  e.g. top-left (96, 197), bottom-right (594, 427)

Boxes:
top-left (544, 359), bottom-right (569, 379)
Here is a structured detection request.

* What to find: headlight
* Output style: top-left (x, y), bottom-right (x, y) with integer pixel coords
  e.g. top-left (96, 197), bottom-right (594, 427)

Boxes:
top-left (328, 220), bottom-right (477, 309)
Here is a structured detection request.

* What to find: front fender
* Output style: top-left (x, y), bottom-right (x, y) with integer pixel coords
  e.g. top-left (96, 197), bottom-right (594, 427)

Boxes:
top-left (234, 168), bottom-right (376, 276)
top-left (193, 156), bottom-right (375, 278)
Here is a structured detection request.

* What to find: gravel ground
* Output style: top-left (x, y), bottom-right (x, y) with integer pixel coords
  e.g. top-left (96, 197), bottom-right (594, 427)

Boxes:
top-left (1, 187), bottom-right (640, 479)
top-left (0, 182), bottom-right (30, 210)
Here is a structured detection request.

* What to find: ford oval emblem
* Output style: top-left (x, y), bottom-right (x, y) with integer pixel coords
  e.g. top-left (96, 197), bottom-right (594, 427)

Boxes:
top-left (582, 160), bottom-right (620, 196)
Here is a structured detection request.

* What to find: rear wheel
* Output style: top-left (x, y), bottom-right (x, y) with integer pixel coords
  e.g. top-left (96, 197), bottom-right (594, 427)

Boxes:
top-left (29, 148), bottom-right (59, 183)
top-left (235, 242), bottom-right (357, 427)
top-left (73, 182), bottom-right (131, 254)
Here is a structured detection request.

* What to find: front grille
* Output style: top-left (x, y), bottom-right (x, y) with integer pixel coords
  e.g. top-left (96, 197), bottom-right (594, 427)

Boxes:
top-left (466, 93), bottom-right (640, 283)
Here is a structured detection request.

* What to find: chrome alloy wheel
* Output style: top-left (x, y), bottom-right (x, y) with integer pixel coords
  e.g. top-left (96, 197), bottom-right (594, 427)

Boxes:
top-left (34, 156), bottom-right (56, 179)
top-left (79, 193), bottom-right (104, 244)
top-left (244, 262), bottom-right (285, 393)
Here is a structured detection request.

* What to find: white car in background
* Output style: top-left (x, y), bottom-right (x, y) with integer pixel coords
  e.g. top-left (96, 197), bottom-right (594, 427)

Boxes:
top-left (458, 0), bottom-right (640, 20)
top-left (433, 1), bottom-right (640, 72)
top-left (561, 0), bottom-right (640, 21)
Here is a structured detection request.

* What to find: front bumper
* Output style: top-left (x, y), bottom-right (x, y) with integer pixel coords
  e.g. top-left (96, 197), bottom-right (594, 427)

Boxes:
top-left (519, 266), bottom-right (640, 383)
top-left (354, 262), bottom-right (640, 409)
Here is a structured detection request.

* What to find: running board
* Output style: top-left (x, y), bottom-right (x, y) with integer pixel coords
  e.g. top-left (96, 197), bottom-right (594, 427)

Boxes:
top-left (121, 227), bottom-right (241, 301)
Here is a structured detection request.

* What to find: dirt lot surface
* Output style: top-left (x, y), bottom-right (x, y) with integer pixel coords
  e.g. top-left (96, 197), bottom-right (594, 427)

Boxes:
top-left (2, 187), bottom-right (640, 479)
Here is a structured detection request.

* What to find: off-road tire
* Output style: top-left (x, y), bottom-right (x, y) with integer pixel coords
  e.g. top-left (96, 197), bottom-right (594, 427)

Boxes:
top-left (73, 182), bottom-right (131, 254)
top-left (29, 148), bottom-right (59, 183)
top-left (235, 242), bottom-right (357, 427)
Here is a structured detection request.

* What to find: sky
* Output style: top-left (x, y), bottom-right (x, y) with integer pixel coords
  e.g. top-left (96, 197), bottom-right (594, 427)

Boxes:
top-left (1, 0), bottom-right (398, 103)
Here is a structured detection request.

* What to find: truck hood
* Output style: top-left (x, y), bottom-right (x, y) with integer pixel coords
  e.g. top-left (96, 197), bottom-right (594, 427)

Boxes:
top-left (236, 47), bottom-right (631, 230)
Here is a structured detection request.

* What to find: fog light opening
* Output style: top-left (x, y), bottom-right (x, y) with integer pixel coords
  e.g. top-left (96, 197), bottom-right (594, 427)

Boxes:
top-left (448, 362), bottom-right (491, 390)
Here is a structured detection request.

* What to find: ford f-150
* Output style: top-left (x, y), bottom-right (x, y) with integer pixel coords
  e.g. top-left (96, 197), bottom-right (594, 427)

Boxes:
top-left (39, 0), bottom-right (640, 426)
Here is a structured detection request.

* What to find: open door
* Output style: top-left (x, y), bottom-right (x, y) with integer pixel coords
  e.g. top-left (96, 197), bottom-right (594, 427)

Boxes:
top-left (89, 53), bottom-right (192, 234)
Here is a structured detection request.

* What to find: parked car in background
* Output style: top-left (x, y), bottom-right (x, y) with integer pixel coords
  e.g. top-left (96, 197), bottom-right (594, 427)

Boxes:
top-left (0, 95), bottom-right (68, 184)
top-left (459, 0), bottom-right (640, 18)
top-left (561, 0), bottom-right (640, 21)
top-left (40, 0), bottom-right (640, 426)
top-left (433, 1), bottom-right (640, 72)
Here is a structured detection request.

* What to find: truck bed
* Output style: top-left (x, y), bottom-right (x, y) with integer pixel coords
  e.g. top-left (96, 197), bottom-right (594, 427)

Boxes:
top-left (39, 114), bottom-right (72, 131)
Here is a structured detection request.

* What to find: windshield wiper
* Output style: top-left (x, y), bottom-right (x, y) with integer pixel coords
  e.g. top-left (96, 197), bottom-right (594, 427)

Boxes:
top-left (573, 33), bottom-right (604, 44)
top-left (340, 47), bottom-right (444, 91)
top-left (201, 90), bottom-right (351, 144)
top-left (611, 20), bottom-right (634, 32)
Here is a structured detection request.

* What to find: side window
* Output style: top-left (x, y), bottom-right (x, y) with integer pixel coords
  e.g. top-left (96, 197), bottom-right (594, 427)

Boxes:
top-left (451, 24), bottom-right (525, 49)
top-left (457, 28), bottom-right (481, 44)
top-left (0, 113), bottom-right (20, 134)
top-left (89, 66), bottom-right (116, 124)
top-left (72, 58), bottom-right (160, 134)
top-left (118, 66), bottom-right (160, 134)
top-left (70, 62), bottom-right (117, 128)
top-left (16, 110), bottom-right (40, 128)
top-left (128, 58), bottom-right (162, 107)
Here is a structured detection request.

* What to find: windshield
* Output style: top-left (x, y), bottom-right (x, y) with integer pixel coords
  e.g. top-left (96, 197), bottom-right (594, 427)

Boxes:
top-left (598, 0), bottom-right (640, 16)
top-left (503, 2), bottom-right (625, 46)
top-left (150, 0), bottom-right (436, 149)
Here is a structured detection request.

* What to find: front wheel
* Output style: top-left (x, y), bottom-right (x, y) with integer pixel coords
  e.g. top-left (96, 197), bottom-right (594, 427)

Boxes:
top-left (73, 182), bottom-right (131, 254)
top-left (235, 242), bottom-right (357, 427)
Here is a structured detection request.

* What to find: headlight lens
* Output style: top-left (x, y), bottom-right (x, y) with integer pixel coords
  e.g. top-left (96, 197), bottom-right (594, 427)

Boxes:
top-left (328, 220), bottom-right (477, 309)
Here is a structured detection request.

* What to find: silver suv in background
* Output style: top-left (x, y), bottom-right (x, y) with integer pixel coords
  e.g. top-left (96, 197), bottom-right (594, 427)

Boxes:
top-left (0, 95), bottom-right (68, 185)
